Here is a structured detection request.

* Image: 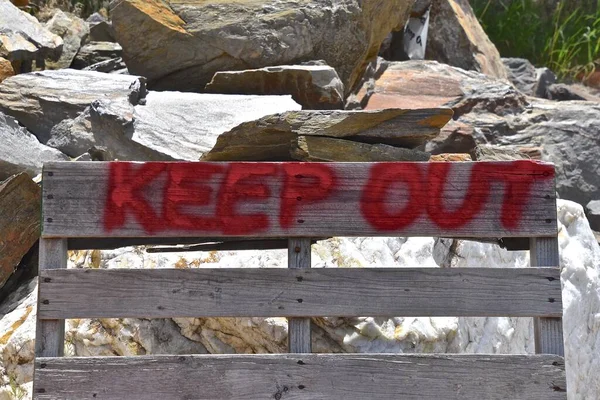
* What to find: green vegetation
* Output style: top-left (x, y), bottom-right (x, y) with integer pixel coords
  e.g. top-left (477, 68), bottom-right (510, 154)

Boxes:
top-left (471, 0), bottom-right (600, 80)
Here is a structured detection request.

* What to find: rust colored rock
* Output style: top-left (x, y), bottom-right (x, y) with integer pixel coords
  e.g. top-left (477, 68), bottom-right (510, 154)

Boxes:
top-left (0, 57), bottom-right (15, 83)
top-left (429, 153), bottom-right (472, 161)
top-left (426, 0), bottom-right (507, 79)
top-left (358, 60), bottom-right (525, 116)
top-left (10, 0), bottom-right (29, 7)
top-left (0, 173), bottom-right (41, 290)
top-left (205, 65), bottom-right (344, 110)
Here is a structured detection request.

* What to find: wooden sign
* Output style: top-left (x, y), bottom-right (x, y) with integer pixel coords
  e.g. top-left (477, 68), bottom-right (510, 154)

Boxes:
top-left (41, 161), bottom-right (557, 238)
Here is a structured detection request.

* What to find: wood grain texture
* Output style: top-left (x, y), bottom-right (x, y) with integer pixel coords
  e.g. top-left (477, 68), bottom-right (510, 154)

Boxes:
top-left (37, 268), bottom-right (562, 319)
top-left (34, 239), bottom-right (67, 398)
top-left (41, 161), bottom-right (558, 238)
top-left (288, 238), bottom-right (311, 353)
top-left (531, 237), bottom-right (565, 356)
top-left (33, 353), bottom-right (567, 400)
top-left (35, 239), bottom-right (67, 357)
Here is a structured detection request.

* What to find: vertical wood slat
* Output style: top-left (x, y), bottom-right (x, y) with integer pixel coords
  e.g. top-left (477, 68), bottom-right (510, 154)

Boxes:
top-left (530, 237), bottom-right (564, 356)
top-left (35, 238), bottom-right (67, 357)
top-left (287, 238), bottom-right (311, 353)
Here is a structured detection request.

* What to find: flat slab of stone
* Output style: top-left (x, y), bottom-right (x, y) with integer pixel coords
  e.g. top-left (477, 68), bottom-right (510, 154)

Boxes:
top-left (0, 173), bottom-right (40, 290)
top-left (206, 65), bottom-right (344, 110)
top-left (203, 108), bottom-right (452, 161)
top-left (0, 1), bottom-right (63, 61)
top-left (291, 136), bottom-right (430, 161)
top-left (0, 111), bottom-right (69, 180)
top-left (0, 70), bottom-right (146, 142)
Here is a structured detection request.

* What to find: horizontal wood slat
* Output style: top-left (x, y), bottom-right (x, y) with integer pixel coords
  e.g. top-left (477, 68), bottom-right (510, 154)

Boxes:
top-left (41, 161), bottom-right (557, 238)
top-left (38, 268), bottom-right (562, 319)
top-left (33, 353), bottom-right (567, 400)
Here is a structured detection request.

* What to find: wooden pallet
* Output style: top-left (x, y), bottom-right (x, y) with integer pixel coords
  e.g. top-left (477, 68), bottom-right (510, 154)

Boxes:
top-left (34, 161), bottom-right (566, 399)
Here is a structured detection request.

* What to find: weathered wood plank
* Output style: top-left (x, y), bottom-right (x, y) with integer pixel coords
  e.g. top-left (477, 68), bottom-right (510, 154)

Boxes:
top-left (35, 239), bottom-right (67, 357)
top-left (33, 353), bottom-right (567, 400)
top-left (37, 268), bottom-right (562, 319)
top-left (41, 161), bottom-right (557, 238)
top-left (531, 236), bottom-right (564, 356)
top-left (288, 238), bottom-right (311, 353)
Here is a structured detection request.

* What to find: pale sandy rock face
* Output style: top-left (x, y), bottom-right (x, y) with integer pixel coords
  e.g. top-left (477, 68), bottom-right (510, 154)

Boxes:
top-left (1, 201), bottom-right (598, 398)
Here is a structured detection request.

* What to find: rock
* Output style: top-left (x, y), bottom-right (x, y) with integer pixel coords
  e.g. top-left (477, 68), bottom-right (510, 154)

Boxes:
top-left (82, 57), bottom-right (127, 74)
top-left (356, 60), bottom-right (525, 113)
top-left (502, 58), bottom-right (537, 96)
top-left (546, 83), bottom-right (600, 102)
top-left (535, 67), bottom-right (557, 98)
top-left (203, 108), bottom-right (452, 161)
top-left (426, 120), bottom-right (476, 156)
top-left (71, 41), bottom-right (122, 69)
top-left (205, 65), bottom-right (344, 110)
top-left (0, 70), bottom-right (146, 142)
top-left (586, 200), bottom-right (600, 232)
top-left (0, 1), bottom-right (63, 62)
top-left (474, 145), bottom-right (530, 161)
top-left (429, 153), bottom-right (471, 161)
top-left (291, 136), bottom-right (430, 162)
top-left (0, 111), bottom-right (69, 180)
top-left (45, 10), bottom-right (89, 69)
top-left (48, 92), bottom-right (301, 160)
top-left (0, 173), bottom-right (40, 290)
top-left (86, 12), bottom-right (116, 42)
top-left (0, 57), bottom-right (15, 83)
top-left (426, 0), bottom-right (507, 79)
top-left (110, 0), bottom-right (413, 93)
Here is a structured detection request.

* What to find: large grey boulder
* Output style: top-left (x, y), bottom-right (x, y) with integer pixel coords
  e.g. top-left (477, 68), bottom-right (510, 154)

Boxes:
top-left (48, 92), bottom-right (302, 160)
top-left (0, 111), bottom-right (69, 180)
top-left (0, 70), bottom-right (146, 142)
top-left (45, 10), bottom-right (89, 69)
top-left (110, 0), bottom-right (413, 93)
top-left (0, 1), bottom-right (63, 62)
